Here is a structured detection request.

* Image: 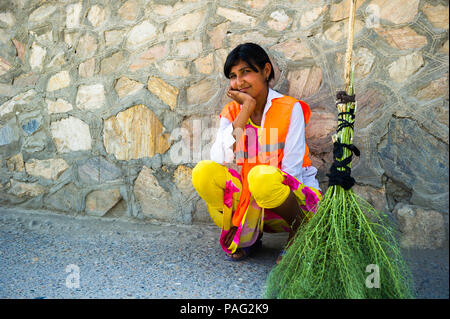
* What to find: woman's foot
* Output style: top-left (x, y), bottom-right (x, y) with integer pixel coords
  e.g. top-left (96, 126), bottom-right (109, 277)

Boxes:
top-left (225, 239), bottom-right (262, 262)
top-left (276, 249), bottom-right (286, 264)
top-left (225, 249), bottom-right (248, 261)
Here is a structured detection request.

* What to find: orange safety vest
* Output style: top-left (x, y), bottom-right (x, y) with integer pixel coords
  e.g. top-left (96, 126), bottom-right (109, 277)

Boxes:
top-left (219, 95), bottom-right (312, 227)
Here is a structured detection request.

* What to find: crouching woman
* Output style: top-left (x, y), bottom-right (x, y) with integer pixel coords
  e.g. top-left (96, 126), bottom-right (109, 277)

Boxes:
top-left (192, 43), bottom-right (322, 263)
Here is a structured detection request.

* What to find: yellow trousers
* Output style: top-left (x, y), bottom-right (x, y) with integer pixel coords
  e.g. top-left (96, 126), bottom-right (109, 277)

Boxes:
top-left (192, 160), bottom-right (322, 252)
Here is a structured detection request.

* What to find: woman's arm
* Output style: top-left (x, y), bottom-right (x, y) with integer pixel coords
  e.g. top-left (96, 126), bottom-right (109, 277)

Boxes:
top-left (209, 117), bottom-right (235, 164)
top-left (226, 88), bottom-right (256, 145)
top-left (282, 102), bottom-right (305, 183)
top-left (210, 89), bottom-right (256, 164)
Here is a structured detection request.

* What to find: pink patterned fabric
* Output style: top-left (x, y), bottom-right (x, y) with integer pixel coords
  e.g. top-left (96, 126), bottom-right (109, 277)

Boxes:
top-left (227, 168), bottom-right (241, 182)
top-left (224, 180), bottom-right (240, 208)
top-left (244, 123), bottom-right (259, 159)
top-left (301, 186), bottom-right (320, 213)
top-left (282, 174), bottom-right (300, 191)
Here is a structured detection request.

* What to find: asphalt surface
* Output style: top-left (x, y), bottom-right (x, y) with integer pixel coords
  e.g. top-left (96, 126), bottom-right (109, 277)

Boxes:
top-left (0, 206), bottom-right (448, 299)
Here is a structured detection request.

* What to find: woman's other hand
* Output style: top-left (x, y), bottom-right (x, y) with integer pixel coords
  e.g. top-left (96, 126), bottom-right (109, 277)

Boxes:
top-left (223, 226), bottom-right (238, 247)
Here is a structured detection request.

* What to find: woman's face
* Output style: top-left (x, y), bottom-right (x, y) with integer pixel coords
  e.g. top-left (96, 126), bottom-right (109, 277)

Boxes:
top-left (228, 60), bottom-right (270, 100)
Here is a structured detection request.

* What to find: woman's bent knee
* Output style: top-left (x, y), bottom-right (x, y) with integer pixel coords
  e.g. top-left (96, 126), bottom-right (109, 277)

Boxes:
top-left (192, 160), bottom-right (224, 190)
top-left (248, 165), bottom-right (290, 209)
top-left (191, 161), bottom-right (226, 226)
top-left (248, 165), bottom-right (281, 194)
top-left (192, 160), bottom-right (228, 209)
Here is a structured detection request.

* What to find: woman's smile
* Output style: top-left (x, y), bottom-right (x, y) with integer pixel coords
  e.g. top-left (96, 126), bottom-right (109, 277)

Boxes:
top-left (229, 60), bottom-right (268, 101)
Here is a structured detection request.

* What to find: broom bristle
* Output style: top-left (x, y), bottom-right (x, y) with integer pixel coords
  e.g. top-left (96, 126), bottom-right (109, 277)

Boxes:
top-left (264, 185), bottom-right (415, 299)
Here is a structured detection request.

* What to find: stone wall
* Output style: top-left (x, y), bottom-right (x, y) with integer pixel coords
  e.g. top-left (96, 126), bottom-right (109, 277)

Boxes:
top-left (0, 0), bottom-right (448, 247)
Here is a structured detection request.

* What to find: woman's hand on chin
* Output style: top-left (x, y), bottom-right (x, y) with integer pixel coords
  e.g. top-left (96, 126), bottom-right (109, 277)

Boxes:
top-left (227, 87), bottom-right (256, 108)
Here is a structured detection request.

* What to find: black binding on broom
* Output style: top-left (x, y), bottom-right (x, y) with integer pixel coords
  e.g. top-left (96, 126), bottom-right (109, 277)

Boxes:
top-left (336, 90), bottom-right (355, 103)
top-left (327, 91), bottom-right (360, 190)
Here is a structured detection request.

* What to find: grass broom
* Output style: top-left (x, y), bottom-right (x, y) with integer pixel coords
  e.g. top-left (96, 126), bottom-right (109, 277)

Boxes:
top-left (264, 0), bottom-right (414, 298)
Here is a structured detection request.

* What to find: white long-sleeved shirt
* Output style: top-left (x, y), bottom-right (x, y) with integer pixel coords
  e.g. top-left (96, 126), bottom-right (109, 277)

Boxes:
top-left (210, 88), bottom-right (320, 190)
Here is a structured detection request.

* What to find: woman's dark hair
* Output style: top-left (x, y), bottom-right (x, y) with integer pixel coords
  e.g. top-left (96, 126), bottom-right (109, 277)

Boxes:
top-left (224, 43), bottom-right (275, 82)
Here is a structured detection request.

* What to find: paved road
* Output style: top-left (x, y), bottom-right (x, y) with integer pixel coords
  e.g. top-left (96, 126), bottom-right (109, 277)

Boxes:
top-left (0, 206), bottom-right (448, 299)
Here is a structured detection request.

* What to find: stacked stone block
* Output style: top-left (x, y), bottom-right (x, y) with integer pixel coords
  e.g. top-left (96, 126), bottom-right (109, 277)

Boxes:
top-left (0, 0), bottom-right (448, 248)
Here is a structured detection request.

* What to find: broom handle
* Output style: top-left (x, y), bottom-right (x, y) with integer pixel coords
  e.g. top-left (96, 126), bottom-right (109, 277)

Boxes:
top-left (337, 0), bottom-right (358, 168)
top-left (344, 0), bottom-right (357, 92)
